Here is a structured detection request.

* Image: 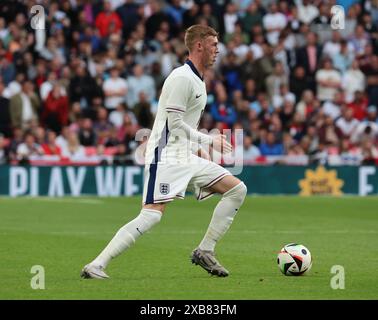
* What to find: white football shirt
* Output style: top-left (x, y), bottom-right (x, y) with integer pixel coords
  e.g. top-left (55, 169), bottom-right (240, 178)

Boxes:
top-left (145, 61), bottom-right (207, 164)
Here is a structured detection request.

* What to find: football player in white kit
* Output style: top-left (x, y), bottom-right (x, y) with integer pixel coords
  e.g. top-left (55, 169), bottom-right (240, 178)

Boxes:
top-left (81, 25), bottom-right (247, 279)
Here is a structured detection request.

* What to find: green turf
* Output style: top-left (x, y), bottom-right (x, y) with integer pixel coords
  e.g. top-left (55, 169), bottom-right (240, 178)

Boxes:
top-left (0, 195), bottom-right (377, 300)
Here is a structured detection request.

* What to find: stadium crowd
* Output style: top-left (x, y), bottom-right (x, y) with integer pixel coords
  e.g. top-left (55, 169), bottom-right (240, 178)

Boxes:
top-left (0, 0), bottom-right (378, 166)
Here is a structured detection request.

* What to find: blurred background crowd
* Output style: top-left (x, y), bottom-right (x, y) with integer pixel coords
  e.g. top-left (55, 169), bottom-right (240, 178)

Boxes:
top-left (0, 0), bottom-right (378, 166)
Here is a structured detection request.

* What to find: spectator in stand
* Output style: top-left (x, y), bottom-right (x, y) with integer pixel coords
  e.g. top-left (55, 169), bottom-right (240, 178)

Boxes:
top-left (109, 103), bottom-right (127, 128)
top-left (272, 83), bottom-right (296, 110)
top-left (93, 107), bottom-right (113, 145)
top-left (221, 52), bottom-right (243, 94)
top-left (248, 29), bottom-right (265, 61)
top-left (95, 0), bottom-right (123, 38)
top-left (265, 60), bottom-right (288, 103)
top-left (61, 131), bottom-right (86, 161)
top-left (210, 85), bottom-right (237, 130)
top-left (0, 134), bottom-right (8, 164)
top-left (103, 66), bottom-right (128, 110)
top-left (239, 135), bottom-right (261, 162)
top-left (117, 113), bottom-right (136, 154)
top-left (69, 65), bottom-right (101, 108)
top-left (365, 55), bottom-right (378, 106)
top-left (279, 98), bottom-right (295, 129)
top-left (295, 90), bottom-right (319, 122)
top-left (262, 2), bottom-right (287, 46)
top-left (259, 131), bottom-right (284, 156)
top-left (359, 137), bottom-right (378, 165)
top-left (242, 78), bottom-right (257, 103)
top-left (0, 52), bottom-right (15, 86)
top-left (33, 126), bottom-right (46, 146)
top-left (40, 72), bottom-right (64, 101)
top-left (242, 2), bottom-right (263, 34)
top-left (297, 0), bottom-right (319, 25)
top-left (347, 91), bottom-right (369, 121)
top-left (322, 90), bottom-right (344, 120)
top-left (199, 3), bottom-right (219, 32)
top-left (113, 143), bottom-right (133, 165)
top-left (0, 79), bottom-right (11, 137)
top-left (78, 118), bottom-right (96, 147)
top-left (133, 91), bottom-right (154, 129)
top-left (165, 0), bottom-right (185, 31)
top-left (366, 105), bottom-right (378, 124)
top-left (289, 66), bottom-right (309, 103)
top-left (126, 64), bottom-right (156, 109)
top-left (348, 24), bottom-right (370, 58)
top-left (332, 40), bottom-right (355, 75)
top-left (335, 108), bottom-right (360, 139)
top-left (3, 72), bottom-right (24, 99)
top-left (342, 59), bottom-right (366, 103)
top-left (318, 115), bottom-right (342, 146)
top-left (296, 31), bottom-right (322, 92)
top-left (42, 84), bottom-right (69, 133)
top-left (351, 119), bottom-right (378, 145)
top-left (315, 58), bottom-right (342, 103)
top-left (16, 131), bottom-right (44, 164)
top-left (253, 43), bottom-right (276, 92)
top-left (223, 2), bottom-right (239, 37)
top-left (182, 3), bottom-right (199, 30)
top-left (323, 31), bottom-right (343, 58)
top-left (8, 127), bottom-right (23, 162)
top-left (9, 80), bottom-right (40, 129)
top-left (41, 130), bottom-right (62, 156)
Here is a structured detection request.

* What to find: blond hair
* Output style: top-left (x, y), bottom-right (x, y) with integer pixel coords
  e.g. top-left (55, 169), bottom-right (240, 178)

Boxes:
top-left (184, 25), bottom-right (218, 52)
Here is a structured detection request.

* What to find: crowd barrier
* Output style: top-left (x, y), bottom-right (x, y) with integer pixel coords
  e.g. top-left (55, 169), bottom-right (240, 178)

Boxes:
top-left (0, 165), bottom-right (377, 197)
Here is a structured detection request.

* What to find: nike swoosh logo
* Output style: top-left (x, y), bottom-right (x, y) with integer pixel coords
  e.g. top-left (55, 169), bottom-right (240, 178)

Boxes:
top-left (196, 94), bottom-right (202, 99)
top-left (136, 227), bottom-right (143, 235)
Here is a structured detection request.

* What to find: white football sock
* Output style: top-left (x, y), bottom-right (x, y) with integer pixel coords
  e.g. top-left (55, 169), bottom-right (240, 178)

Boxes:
top-left (199, 182), bottom-right (247, 252)
top-left (91, 208), bottom-right (162, 268)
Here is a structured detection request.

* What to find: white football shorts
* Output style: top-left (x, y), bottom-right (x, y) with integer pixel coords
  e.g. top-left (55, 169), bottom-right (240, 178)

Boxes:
top-left (142, 155), bottom-right (231, 204)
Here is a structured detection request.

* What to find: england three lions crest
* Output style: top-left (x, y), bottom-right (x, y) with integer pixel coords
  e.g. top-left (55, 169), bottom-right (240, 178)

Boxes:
top-left (160, 183), bottom-right (170, 195)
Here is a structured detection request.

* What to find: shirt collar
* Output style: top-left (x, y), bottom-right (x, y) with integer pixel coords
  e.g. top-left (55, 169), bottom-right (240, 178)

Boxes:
top-left (185, 59), bottom-right (204, 81)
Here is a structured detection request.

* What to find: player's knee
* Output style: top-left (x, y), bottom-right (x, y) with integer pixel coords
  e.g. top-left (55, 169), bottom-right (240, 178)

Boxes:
top-left (143, 203), bottom-right (166, 214)
top-left (223, 181), bottom-right (247, 204)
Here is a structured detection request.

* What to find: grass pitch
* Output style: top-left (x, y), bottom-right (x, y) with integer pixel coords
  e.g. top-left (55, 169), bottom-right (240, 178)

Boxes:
top-left (0, 195), bottom-right (377, 300)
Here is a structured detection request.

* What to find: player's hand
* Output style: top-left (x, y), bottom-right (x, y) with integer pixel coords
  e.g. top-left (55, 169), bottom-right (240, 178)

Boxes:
top-left (196, 147), bottom-right (212, 160)
top-left (211, 134), bottom-right (232, 154)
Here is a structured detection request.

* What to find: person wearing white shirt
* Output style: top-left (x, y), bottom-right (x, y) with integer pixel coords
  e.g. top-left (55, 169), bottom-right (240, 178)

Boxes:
top-left (322, 31), bottom-right (343, 58)
top-left (342, 60), bottom-right (366, 103)
top-left (322, 90), bottom-right (344, 120)
top-left (223, 3), bottom-right (239, 35)
top-left (296, 0), bottom-right (319, 25)
top-left (103, 67), bottom-right (128, 110)
top-left (262, 3), bottom-right (287, 46)
top-left (315, 59), bottom-right (342, 102)
top-left (239, 135), bottom-right (261, 163)
top-left (126, 64), bottom-right (156, 108)
top-left (335, 108), bottom-right (360, 138)
top-left (16, 132), bottom-right (43, 161)
top-left (61, 131), bottom-right (86, 161)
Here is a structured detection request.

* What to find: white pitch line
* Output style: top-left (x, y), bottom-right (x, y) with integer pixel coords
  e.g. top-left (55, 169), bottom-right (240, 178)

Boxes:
top-left (30, 198), bottom-right (104, 205)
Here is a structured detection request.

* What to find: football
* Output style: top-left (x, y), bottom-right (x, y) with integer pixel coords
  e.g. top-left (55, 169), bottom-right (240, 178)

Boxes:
top-left (277, 243), bottom-right (312, 276)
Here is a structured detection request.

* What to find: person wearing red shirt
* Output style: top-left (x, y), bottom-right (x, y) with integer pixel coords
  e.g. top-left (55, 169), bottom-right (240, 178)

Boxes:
top-left (95, 1), bottom-right (123, 38)
top-left (346, 91), bottom-right (369, 121)
top-left (41, 130), bottom-right (62, 156)
top-left (43, 84), bottom-right (69, 133)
